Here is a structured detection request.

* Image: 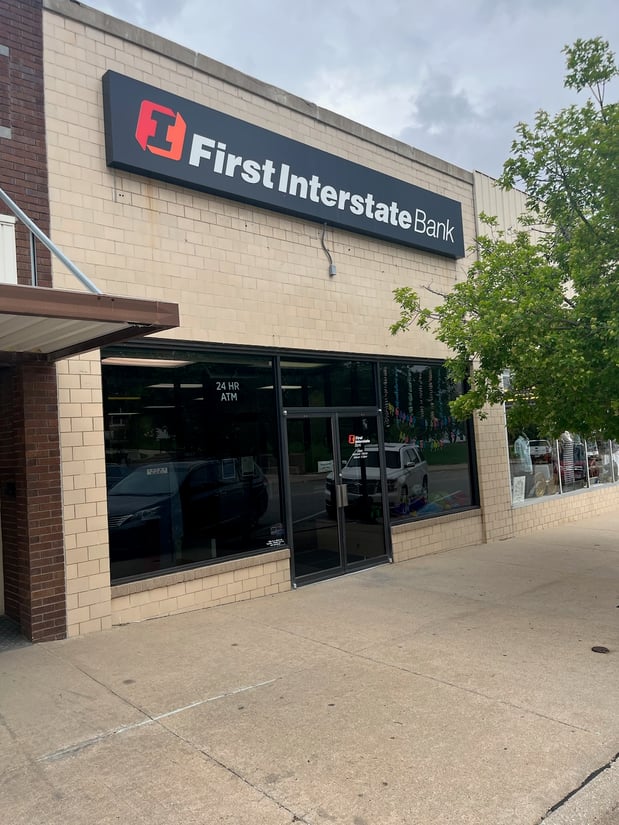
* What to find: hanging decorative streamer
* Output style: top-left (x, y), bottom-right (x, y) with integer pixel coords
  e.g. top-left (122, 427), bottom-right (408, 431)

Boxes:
top-left (418, 370), bottom-right (424, 427)
top-left (383, 367), bottom-right (390, 428)
top-left (383, 363), bottom-right (471, 450)
top-left (394, 367), bottom-right (400, 415)
top-left (407, 367), bottom-right (413, 422)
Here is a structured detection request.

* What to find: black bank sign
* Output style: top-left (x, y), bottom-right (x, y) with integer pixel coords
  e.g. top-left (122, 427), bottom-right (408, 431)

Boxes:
top-left (103, 71), bottom-right (464, 259)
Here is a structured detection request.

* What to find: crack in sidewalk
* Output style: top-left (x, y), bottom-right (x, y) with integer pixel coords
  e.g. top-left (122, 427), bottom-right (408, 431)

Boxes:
top-left (537, 750), bottom-right (619, 823)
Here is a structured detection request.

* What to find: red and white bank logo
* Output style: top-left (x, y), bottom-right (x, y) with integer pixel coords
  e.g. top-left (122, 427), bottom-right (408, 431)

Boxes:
top-left (134, 100), bottom-right (186, 161)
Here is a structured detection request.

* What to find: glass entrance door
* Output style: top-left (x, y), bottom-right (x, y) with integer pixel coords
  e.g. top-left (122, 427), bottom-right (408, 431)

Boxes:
top-left (337, 415), bottom-right (389, 568)
top-left (286, 413), bottom-right (389, 582)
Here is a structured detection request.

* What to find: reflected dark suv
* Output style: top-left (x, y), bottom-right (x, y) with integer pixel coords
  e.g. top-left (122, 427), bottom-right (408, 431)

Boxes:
top-left (107, 458), bottom-right (268, 556)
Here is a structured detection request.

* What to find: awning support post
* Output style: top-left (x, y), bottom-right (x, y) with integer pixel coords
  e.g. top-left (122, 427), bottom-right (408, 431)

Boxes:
top-left (0, 186), bottom-right (102, 295)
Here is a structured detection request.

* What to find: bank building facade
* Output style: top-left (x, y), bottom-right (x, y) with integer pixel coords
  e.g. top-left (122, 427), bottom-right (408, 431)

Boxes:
top-left (1, 0), bottom-right (617, 641)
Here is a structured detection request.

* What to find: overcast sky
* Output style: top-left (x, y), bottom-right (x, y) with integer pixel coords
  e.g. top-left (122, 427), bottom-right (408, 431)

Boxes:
top-left (86, 0), bottom-right (618, 178)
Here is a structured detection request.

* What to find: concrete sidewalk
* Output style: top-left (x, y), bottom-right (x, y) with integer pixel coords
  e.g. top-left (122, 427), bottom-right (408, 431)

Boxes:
top-left (1, 512), bottom-right (618, 825)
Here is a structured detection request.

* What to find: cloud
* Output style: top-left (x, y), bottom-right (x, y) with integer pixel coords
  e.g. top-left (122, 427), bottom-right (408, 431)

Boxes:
top-left (394, 73), bottom-right (531, 175)
top-left (83, 0), bottom-right (619, 178)
top-left (413, 74), bottom-right (478, 135)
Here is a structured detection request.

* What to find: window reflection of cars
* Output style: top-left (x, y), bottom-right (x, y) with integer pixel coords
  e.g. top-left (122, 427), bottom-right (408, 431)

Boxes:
top-left (107, 459), bottom-right (269, 556)
top-left (105, 462), bottom-right (131, 489)
top-left (528, 439), bottom-right (552, 462)
top-left (325, 443), bottom-right (428, 517)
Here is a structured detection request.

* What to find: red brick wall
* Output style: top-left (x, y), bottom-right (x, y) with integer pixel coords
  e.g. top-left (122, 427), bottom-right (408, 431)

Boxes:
top-left (0, 369), bottom-right (19, 620)
top-left (0, 364), bottom-right (66, 641)
top-left (0, 1), bottom-right (66, 641)
top-left (0, 0), bottom-right (52, 287)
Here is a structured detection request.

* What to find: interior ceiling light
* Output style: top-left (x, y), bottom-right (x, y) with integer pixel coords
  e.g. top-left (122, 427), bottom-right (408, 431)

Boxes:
top-left (147, 383), bottom-right (203, 389)
top-left (101, 357), bottom-right (191, 368)
top-left (258, 385), bottom-right (303, 390)
top-left (279, 361), bottom-right (325, 369)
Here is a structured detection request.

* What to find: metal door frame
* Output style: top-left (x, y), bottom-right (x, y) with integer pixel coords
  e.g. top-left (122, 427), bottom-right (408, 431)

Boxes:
top-left (282, 406), bottom-right (392, 585)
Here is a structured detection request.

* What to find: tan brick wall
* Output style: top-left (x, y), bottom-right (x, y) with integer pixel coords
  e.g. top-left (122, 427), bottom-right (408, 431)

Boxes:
top-left (111, 550), bottom-right (291, 625)
top-left (42, 10), bottom-right (475, 363)
top-left (474, 406), bottom-right (514, 542)
top-left (40, 8), bottom-right (477, 634)
top-left (41, 3), bottom-right (619, 636)
top-left (509, 484), bottom-right (619, 534)
top-left (57, 353), bottom-right (112, 637)
top-left (392, 509), bottom-right (484, 563)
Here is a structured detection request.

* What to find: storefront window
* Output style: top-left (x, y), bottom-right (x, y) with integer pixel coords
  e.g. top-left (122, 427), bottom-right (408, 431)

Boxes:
top-left (594, 440), bottom-right (619, 484)
top-left (379, 362), bottom-right (474, 521)
top-left (280, 358), bottom-right (375, 407)
top-left (102, 347), bottom-right (479, 582)
top-left (507, 428), bottom-right (618, 503)
top-left (509, 433), bottom-right (561, 500)
top-left (102, 348), bottom-right (283, 582)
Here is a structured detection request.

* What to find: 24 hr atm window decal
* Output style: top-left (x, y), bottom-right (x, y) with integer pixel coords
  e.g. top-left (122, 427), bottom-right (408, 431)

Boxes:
top-left (102, 71), bottom-right (465, 258)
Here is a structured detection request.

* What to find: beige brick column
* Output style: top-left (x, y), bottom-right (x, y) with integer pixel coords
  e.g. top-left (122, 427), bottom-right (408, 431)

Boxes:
top-left (57, 352), bottom-right (112, 636)
top-left (474, 407), bottom-right (514, 541)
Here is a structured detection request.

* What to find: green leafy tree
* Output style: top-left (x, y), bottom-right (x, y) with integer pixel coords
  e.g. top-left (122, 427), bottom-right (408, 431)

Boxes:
top-left (392, 37), bottom-right (619, 439)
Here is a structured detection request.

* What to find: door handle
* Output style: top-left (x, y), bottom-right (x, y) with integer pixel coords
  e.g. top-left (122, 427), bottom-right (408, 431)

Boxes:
top-left (335, 483), bottom-right (348, 508)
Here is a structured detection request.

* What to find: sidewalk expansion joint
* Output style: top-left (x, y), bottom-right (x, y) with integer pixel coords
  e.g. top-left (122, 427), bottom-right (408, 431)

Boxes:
top-left (193, 742), bottom-right (311, 824)
top-left (242, 621), bottom-right (595, 734)
top-left (145, 701), bottom-right (312, 824)
top-left (346, 645), bottom-right (594, 733)
top-left (37, 678), bottom-right (277, 763)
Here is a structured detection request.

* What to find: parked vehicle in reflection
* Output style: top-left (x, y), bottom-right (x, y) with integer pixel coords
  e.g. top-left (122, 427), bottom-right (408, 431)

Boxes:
top-left (325, 442), bottom-right (428, 517)
top-left (107, 458), bottom-right (269, 556)
top-left (105, 462), bottom-right (131, 489)
top-left (528, 439), bottom-right (552, 462)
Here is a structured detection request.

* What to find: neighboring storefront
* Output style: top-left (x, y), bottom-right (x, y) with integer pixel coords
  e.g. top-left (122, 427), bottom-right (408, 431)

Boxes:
top-left (473, 172), bottom-right (619, 511)
top-left (1, 2), bottom-right (617, 641)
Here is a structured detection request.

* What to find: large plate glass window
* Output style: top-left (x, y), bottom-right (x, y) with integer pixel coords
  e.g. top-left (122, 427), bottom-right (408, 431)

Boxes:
top-left (102, 347), bottom-right (283, 582)
top-left (506, 424), bottom-right (618, 503)
top-left (280, 358), bottom-right (375, 407)
top-left (379, 362), bottom-right (474, 520)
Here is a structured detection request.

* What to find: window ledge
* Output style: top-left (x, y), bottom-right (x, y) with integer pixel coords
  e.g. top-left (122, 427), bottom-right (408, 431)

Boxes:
top-left (391, 506), bottom-right (480, 532)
